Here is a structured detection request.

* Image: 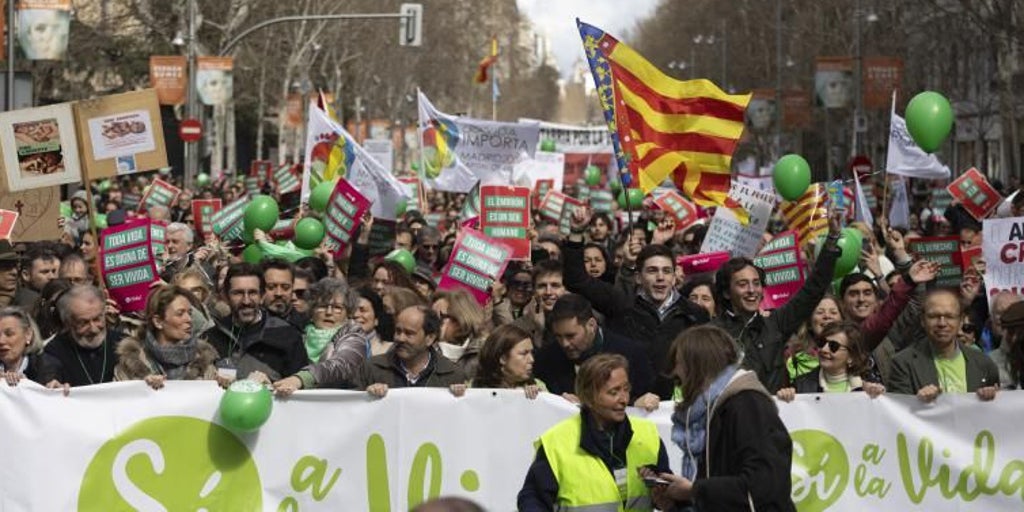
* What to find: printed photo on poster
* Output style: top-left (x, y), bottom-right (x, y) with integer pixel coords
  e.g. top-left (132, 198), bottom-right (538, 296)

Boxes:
top-left (16, 5), bottom-right (71, 60)
top-left (197, 57), bottom-right (233, 106)
top-left (116, 155), bottom-right (137, 175)
top-left (87, 109), bottom-right (156, 160)
top-left (0, 102), bottom-right (81, 191)
top-left (815, 57), bottom-right (854, 109)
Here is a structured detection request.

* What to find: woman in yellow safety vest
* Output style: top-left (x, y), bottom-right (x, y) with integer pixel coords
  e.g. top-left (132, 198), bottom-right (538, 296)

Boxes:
top-left (517, 354), bottom-right (671, 511)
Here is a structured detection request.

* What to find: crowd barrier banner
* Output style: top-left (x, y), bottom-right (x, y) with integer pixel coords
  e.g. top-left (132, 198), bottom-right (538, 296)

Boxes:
top-left (1, 383), bottom-right (1022, 511)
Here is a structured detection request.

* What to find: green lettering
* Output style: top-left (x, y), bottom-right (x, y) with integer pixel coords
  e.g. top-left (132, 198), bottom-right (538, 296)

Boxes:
top-left (290, 455), bottom-right (340, 502)
top-left (407, 443), bottom-right (442, 509)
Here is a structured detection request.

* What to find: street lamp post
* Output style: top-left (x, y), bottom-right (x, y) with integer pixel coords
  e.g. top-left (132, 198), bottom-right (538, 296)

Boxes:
top-left (183, 0), bottom-right (199, 191)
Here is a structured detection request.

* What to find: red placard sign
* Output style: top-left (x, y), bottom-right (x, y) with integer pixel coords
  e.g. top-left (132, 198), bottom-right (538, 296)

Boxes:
top-left (323, 179), bottom-right (371, 257)
top-left (192, 199), bottom-right (223, 240)
top-left (480, 185), bottom-right (531, 260)
top-left (947, 168), bottom-right (1003, 220)
top-left (653, 190), bottom-right (698, 230)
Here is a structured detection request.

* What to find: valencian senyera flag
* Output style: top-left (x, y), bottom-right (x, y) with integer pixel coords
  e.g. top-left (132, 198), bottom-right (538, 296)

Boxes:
top-left (781, 183), bottom-right (830, 247)
top-left (577, 19), bottom-right (750, 220)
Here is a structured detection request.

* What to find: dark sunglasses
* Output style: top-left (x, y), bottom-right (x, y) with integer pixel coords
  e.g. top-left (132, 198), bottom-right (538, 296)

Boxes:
top-left (815, 339), bottom-right (848, 353)
top-left (961, 323), bottom-right (976, 334)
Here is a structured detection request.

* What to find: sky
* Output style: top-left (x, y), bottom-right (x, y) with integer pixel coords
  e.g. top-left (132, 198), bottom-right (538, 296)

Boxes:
top-left (517, 0), bottom-right (660, 79)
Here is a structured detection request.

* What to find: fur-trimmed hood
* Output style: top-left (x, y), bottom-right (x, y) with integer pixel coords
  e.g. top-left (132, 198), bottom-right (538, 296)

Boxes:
top-left (114, 335), bottom-right (220, 381)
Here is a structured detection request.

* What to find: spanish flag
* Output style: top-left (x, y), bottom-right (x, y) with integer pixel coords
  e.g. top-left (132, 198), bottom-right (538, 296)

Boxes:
top-left (474, 37), bottom-right (498, 84)
top-left (577, 20), bottom-right (750, 214)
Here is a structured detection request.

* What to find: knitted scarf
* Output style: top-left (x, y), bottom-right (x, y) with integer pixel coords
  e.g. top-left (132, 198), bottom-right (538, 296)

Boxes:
top-left (144, 332), bottom-right (198, 380)
top-left (671, 364), bottom-right (738, 480)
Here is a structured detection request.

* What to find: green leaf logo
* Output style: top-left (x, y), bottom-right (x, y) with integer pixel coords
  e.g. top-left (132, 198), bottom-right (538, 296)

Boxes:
top-left (791, 429), bottom-right (849, 512)
top-left (79, 416), bottom-right (262, 511)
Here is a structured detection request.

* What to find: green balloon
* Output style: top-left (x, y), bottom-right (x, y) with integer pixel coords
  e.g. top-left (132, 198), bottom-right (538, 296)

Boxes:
top-left (241, 227), bottom-right (255, 244)
top-left (411, 161), bottom-right (420, 172)
top-left (97, 180), bottom-right (111, 193)
top-left (584, 165), bottom-right (602, 186)
top-left (905, 91), bottom-right (953, 153)
top-left (242, 244), bottom-right (263, 264)
top-left (610, 178), bottom-right (623, 194)
top-left (196, 172), bottom-right (211, 187)
top-left (384, 249), bottom-right (416, 274)
top-left (218, 380), bottom-right (273, 432)
top-left (617, 188), bottom-right (644, 209)
top-left (243, 195), bottom-right (279, 232)
top-left (395, 197), bottom-right (408, 217)
top-left (92, 214), bottom-right (107, 230)
top-left (293, 218), bottom-right (325, 250)
top-left (773, 154), bottom-right (812, 201)
top-left (540, 139), bottom-right (556, 152)
top-left (834, 229), bottom-right (863, 278)
top-left (310, 181), bottom-right (335, 213)
top-left (60, 201), bottom-right (72, 218)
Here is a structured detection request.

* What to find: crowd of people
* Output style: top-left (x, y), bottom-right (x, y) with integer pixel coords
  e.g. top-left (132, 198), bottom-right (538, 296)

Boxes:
top-left (2, 170), bottom-right (1023, 511)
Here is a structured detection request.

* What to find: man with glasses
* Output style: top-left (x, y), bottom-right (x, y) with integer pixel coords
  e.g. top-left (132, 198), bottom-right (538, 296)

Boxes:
top-left (414, 226), bottom-right (442, 270)
top-left (58, 251), bottom-right (92, 286)
top-left (890, 288), bottom-right (1000, 402)
top-left (207, 263), bottom-right (307, 382)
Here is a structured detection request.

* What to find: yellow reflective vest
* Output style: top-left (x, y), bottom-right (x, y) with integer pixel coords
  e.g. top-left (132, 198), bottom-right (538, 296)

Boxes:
top-left (537, 414), bottom-right (659, 511)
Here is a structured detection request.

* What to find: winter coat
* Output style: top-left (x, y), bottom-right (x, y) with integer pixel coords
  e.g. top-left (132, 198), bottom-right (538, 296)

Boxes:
top-left (712, 241), bottom-right (839, 392)
top-left (888, 340), bottom-right (1000, 395)
top-left (113, 335), bottom-right (219, 381)
top-left (533, 328), bottom-right (655, 401)
top-left (295, 321), bottom-right (371, 389)
top-left (206, 309), bottom-right (308, 382)
top-left (688, 371), bottom-right (796, 512)
top-left (563, 240), bottom-right (709, 398)
top-left (357, 347), bottom-right (467, 389)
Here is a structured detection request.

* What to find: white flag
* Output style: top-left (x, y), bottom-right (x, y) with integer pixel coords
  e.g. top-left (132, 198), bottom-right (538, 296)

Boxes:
top-left (854, 177), bottom-right (874, 227)
top-left (885, 92), bottom-right (951, 179)
top-left (417, 90), bottom-right (540, 192)
top-left (888, 178), bottom-right (910, 228)
top-left (302, 101), bottom-right (410, 220)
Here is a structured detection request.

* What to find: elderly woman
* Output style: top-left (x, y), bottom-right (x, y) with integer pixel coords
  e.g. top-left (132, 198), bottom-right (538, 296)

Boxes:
top-left (777, 321), bottom-right (886, 401)
top-left (272, 278), bottom-right (370, 394)
top-left (114, 285), bottom-right (220, 389)
top-left (431, 288), bottom-right (487, 379)
top-left (0, 307), bottom-right (55, 387)
top-left (518, 354), bottom-right (671, 510)
top-left (472, 324), bottom-right (545, 398)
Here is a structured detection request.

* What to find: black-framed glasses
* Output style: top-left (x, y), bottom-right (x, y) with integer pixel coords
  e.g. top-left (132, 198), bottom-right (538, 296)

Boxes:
top-left (815, 338), bottom-right (848, 353)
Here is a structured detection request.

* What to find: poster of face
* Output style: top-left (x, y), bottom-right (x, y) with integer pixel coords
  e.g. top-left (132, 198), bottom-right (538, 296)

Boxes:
top-left (0, 102), bottom-right (81, 192)
top-left (746, 90), bottom-right (777, 131)
top-left (196, 57), bottom-right (233, 106)
top-left (16, 1), bottom-right (71, 60)
top-left (815, 57), bottom-right (854, 109)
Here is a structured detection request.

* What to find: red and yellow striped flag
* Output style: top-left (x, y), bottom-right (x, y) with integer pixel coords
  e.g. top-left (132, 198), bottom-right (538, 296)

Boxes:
top-left (578, 21), bottom-right (750, 213)
top-left (474, 37), bottom-right (498, 84)
top-left (781, 183), bottom-right (830, 246)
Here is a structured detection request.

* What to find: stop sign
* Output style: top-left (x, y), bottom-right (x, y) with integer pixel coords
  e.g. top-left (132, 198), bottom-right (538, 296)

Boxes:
top-left (179, 119), bottom-right (203, 143)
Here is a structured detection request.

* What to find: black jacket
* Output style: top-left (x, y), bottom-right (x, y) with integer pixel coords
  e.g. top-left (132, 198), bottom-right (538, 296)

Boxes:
top-left (533, 328), bottom-right (655, 401)
top-left (563, 240), bottom-right (709, 398)
top-left (42, 329), bottom-right (124, 386)
top-left (790, 367), bottom-right (873, 394)
top-left (712, 240), bottom-right (839, 392)
top-left (206, 309), bottom-right (308, 381)
top-left (689, 372), bottom-right (796, 512)
top-left (517, 409), bottom-right (671, 511)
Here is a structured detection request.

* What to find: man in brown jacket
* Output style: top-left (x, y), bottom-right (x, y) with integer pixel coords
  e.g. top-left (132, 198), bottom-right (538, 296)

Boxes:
top-left (359, 305), bottom-right (466, 397)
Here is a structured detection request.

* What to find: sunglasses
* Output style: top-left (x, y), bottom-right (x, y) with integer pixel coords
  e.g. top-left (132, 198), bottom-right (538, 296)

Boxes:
top-left (815, 338), bottom-right (848, 353)
top-left (961, 323), bottom-right (976, 334)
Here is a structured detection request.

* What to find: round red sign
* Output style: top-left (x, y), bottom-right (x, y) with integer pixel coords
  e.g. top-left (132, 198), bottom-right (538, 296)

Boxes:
top-left (179, 119), bottom-right (203, 143)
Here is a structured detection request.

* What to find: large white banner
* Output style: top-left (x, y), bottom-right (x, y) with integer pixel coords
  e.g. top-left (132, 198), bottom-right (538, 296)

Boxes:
top-left (418, 91), bottom-right (540, 192)
top-left (983, 216), bottom-right (1024, 310)
top-left (519, 118), bottom-right (614, 154)
top-left (512, 150), bottom-right (565, 192)
top-left (1, 383), bottom-right (1023, 511)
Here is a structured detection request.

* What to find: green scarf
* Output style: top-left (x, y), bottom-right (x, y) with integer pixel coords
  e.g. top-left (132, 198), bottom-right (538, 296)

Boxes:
top-left (304, 324), bottom-right (340, 362)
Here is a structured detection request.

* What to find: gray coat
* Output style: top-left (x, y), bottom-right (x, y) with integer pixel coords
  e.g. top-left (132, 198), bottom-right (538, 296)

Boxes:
top-left (888, 340), bottom-right (1000, 395)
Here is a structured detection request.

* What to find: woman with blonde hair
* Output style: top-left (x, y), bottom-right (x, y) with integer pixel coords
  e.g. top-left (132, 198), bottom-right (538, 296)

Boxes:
top-left (114, 285), bottom-right (220, 389)
top-left (0, 307), bottom-right (53, 387)
top-left (431, 288), bottom-right (487, 379)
